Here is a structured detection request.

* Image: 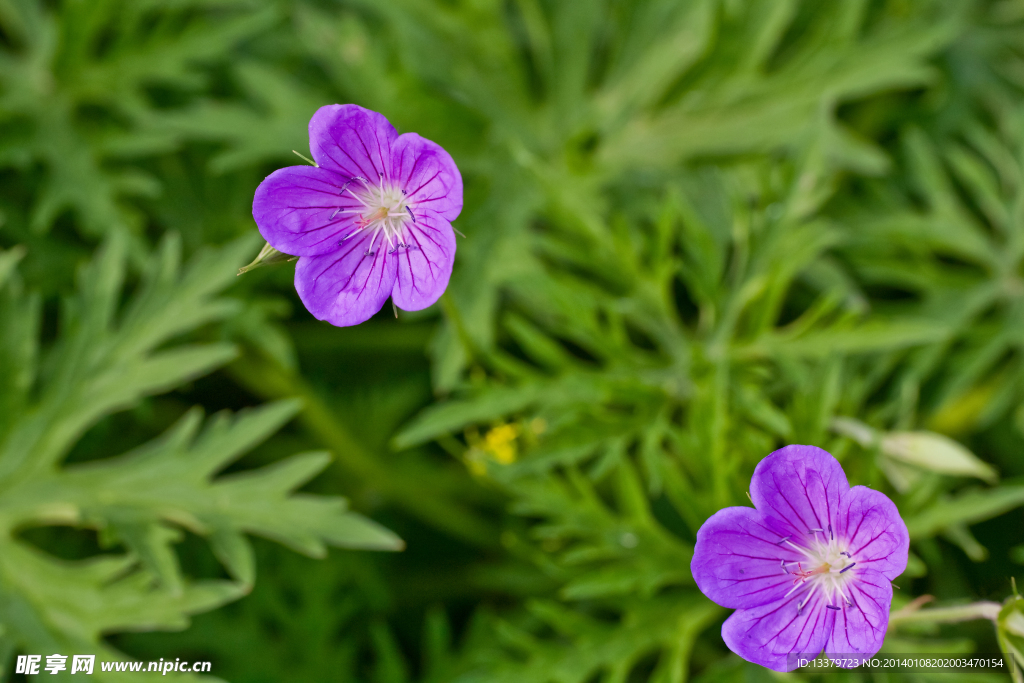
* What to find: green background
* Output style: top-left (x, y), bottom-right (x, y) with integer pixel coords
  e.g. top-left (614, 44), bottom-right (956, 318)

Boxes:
top-left (1, 0), bottom-right (1024, 681)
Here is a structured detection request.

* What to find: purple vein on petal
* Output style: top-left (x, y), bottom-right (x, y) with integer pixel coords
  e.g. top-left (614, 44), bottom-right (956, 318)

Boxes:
top-left (796, 470), bottom-right (824, 530)
top-left (771, 472), bottom-right (814, 532)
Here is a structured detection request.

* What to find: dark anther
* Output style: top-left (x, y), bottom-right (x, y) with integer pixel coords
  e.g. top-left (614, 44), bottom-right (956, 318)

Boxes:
top-left (781, 560), bottom-right (789, 574)
top-left (828, 524), bottom-right (833, 539)
top-left (364, 250), bottom-right (376, 256)
top-left (840, 563), bottom-right (856, 573)
top-left (808, 528), bottom-right (823, 534)
top-left (341, 176), bottom-right (367, 194)
top-left (776, 536), bottom-right (791, 545)
top-left (407, 206), bottom-right (417, 224)
top-left (826, 605), bottom-right (841, 611)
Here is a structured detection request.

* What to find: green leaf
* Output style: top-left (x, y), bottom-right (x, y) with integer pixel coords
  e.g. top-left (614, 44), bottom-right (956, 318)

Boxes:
top-left (905, 487), bottom-right (1024, 539)
top-left (0, 233), bottom-right (245, 481)
top-left (0, 231), bottom-right (400, 673)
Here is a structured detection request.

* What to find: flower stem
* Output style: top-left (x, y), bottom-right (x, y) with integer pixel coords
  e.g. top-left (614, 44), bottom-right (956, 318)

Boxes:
top-left (439, 291), bottom-right (479, 361)
top-left (890, 601), bottom-right (1002, 625)
top-left (227, 350), bottom-right (499, 548)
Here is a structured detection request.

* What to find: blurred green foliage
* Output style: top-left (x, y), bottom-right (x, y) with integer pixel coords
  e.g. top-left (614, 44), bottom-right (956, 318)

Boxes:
top-left (3, 0), bottom-right (1024, 681)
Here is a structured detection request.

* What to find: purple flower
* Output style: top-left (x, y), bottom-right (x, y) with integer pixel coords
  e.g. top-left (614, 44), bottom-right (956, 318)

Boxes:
top-left (253, 104), bottom-right (463, 326)
top-left (691, 445), bottom-right (909, 672)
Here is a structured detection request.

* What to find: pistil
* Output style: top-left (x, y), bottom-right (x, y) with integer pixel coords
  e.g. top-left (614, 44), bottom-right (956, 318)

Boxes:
top-left (335, 174), bottom-right (417, 255)
top-left (777, 528), bottom-right (857, 614)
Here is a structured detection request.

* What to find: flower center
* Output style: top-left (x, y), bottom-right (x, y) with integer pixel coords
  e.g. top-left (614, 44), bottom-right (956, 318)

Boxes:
top-left (336, 175), bottom-right (418, 255)
top-left (777, 526), bottom-right (857, 614)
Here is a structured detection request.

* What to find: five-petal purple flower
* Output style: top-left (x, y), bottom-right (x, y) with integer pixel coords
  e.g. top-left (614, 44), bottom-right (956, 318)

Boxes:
top-left (253, 104), bottom-right (463, 326)
top-left (691, 445), bottom-right (909, 672)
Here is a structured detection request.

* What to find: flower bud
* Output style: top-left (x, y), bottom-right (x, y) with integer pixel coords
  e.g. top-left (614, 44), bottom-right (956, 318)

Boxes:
top-left (237, 242), bottom-right (296, 276)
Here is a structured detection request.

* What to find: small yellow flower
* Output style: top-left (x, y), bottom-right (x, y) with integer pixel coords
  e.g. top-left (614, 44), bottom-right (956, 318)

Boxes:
top-left (462, 422), bottom-right (522, 475)
top-left (483, 423), bottom-right (520, 464)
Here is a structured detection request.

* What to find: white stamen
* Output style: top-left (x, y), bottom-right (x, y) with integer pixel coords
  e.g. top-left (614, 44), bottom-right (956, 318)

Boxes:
top-left (784, 540), bottom-right (817, 560)
top-left (776, 529), bottom-right (858, 615)
top-left (334, 176), bottom-right (417, 254)
top-left (347, 188), bottom-right (371, 206)
top-left (799, 585), bottom-right (818, 610)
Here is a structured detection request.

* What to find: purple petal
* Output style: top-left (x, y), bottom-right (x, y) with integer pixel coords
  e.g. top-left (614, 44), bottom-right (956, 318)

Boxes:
top-left (391, 211), bottom-right (456, 312)
top-left (308, 104), bottom-right (396, 182)
top-left (825, 568), bottom-right (892, 665)
top-left (391, 133), bottom-right (463, 223)
top-left (839, 486), bottom-right (909, 580)
top-left (721, 587), bottom-right (834, 672)
top-left (691, 506), bottom-right (806, 610)
top-left (293, 233), bottom-right (398, 327)
top-left (750, 445), bottom-right (849, 541)
top-left (253, 166), bottom-right (362, 257)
